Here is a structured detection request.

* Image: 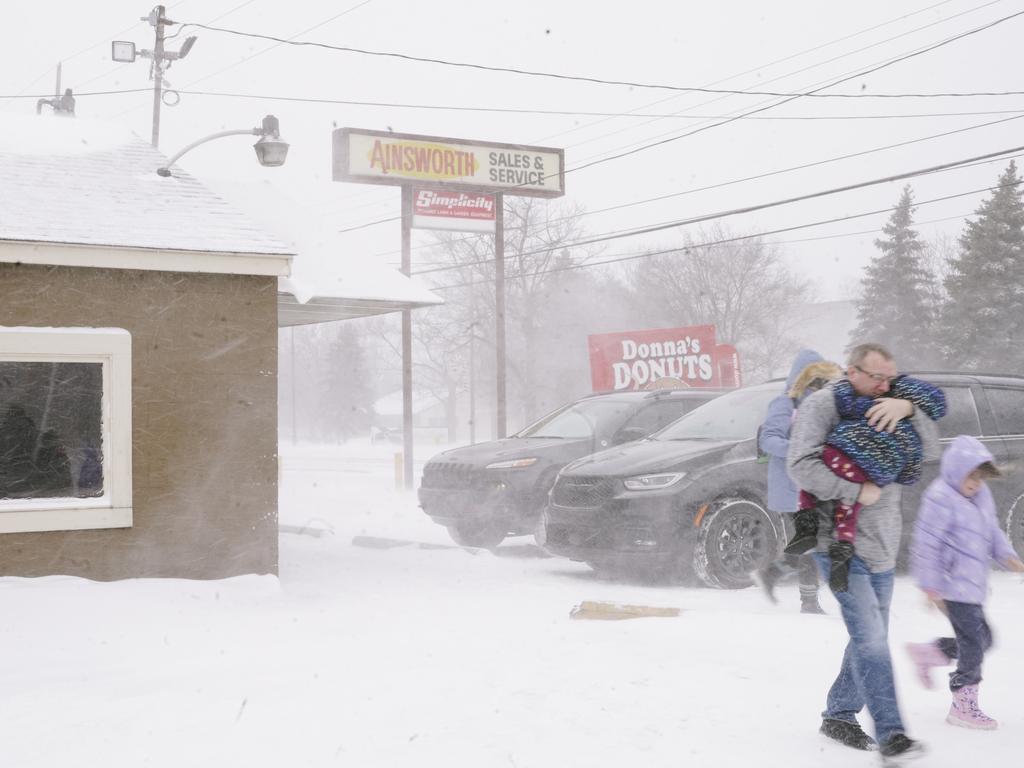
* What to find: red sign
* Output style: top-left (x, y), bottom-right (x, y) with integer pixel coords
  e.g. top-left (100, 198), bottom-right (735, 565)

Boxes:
top-left (412, 189), bottom-right (496, 232)
top-left (588, 325), bottom-right (740, 391)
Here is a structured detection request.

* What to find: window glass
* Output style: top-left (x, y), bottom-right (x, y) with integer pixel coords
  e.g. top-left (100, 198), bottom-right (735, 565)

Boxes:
top-left (518, 399), bottom-right (636, 440)
top-left (0, 362), bottom-right (104, 500)
top-left (655, 386), bottom-right (778, 441)
top-left (619, 399), bottom-right (705, 436)
top-left (984, 386), bottom-right (1024, 436)
top-left (937, 386), bottom-right (981, 438)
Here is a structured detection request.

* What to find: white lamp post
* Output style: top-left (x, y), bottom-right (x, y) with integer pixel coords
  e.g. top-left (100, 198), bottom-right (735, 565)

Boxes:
top-left (157, 115), bottom-right (289, 177)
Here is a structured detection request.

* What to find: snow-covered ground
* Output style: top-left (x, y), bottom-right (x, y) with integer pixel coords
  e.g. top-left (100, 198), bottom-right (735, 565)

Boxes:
top-left (2, 440), bottom-right (1021, 767)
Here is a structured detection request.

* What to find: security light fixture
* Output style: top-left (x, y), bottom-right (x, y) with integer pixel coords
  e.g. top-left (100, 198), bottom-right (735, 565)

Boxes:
top-left (111, 41), bottom-right (137, 63)
top-left (157, 114), bottom-right (289, 177)
top-left (251, 115), bottom-right (289, 167)
top-left (164, 36), bottom-right (197, 61)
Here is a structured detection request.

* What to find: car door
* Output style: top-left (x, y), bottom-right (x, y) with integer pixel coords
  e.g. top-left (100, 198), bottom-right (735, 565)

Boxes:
top-left (975, 383), bottom-right (1024, 516)
top-left (899, 379), bottom-right (990, 538)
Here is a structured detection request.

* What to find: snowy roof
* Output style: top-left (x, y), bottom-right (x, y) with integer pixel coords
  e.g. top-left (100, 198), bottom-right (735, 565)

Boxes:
top-left (0, 113), bottom-right (293, 274)
top-left (206, 179), bottom-right (443, 327)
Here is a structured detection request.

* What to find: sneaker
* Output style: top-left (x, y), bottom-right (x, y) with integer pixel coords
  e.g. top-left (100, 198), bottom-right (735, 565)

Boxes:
top-left (820, 718), bottom-right (877, 751)
top-left (879, 733), bottom-right (925, 764)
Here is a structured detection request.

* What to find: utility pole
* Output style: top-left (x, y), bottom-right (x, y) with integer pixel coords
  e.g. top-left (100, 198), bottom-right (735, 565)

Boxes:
top-left (112, 7), bottom-right (197, 148)
top-left (494, 193), bottom-right (507, 438)
top-left (148, 5), bottom-right (168, 147)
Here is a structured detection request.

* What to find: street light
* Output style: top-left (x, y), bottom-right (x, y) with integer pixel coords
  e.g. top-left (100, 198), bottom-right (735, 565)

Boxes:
top-left (157, 115), bottom-right (289, 177)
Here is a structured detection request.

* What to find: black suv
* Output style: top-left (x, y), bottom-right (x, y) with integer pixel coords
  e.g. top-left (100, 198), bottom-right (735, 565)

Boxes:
top-left (418, 389), bottom-right (725, 548)
top-left (542, 373), bottom-right (1024, 588)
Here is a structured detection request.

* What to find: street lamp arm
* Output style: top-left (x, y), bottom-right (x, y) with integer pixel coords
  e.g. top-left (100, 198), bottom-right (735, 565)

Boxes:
top-left (157, 128), bottom-right (259, 176)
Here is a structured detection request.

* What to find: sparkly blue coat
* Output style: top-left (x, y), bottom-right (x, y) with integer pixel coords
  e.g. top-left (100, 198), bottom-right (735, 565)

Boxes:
top-left (826, 376), bottom-right (946, 487)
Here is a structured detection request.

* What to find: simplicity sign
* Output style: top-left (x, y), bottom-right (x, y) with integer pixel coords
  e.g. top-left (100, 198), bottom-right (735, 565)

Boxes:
top-left (332, 128), bottom-right (564, 198)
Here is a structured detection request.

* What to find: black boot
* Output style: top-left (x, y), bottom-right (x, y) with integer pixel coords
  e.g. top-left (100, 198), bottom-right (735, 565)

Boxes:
top-left (828, 541), bottom-right (855, 593)
top-left (783, 508), bottom-right (819, 555)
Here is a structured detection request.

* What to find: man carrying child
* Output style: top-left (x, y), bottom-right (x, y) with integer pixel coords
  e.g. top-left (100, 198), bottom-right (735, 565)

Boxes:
top-left (787, 342), bottom-right (940, 764)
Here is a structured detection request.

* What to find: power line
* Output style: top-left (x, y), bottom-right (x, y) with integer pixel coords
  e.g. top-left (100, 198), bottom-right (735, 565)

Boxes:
top-left (166, 87), bottom-right (1024, 121)
top-left (428, 178), bottom-right (1024, 291)
top-left (178, 9), bottom-right (1024, 100)
top-left (0, 87), bottom-right (158, 99)
top-left (561, 10), bottom-right (1024, 178)
top-left (412, 144), bottom-right (1024, 275)
top-left (346, 110), bottom-right (1024, 242)
top-left (538, 0), bottom-right (1006, 152)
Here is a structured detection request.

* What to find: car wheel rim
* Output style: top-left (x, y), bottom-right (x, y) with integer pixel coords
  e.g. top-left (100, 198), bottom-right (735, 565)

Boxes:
top-left (716, 508), bottom-right (770, 577)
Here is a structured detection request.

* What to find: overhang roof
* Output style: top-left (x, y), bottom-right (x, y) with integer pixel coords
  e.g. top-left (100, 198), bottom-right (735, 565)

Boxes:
top-left (208, 179), bottom-right (442, 327)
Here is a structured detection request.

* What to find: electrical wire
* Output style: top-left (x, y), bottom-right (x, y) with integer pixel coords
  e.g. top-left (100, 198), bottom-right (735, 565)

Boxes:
top-left (411, 144), bottom-right (1024, 275)
top-left (0, 88), bottom-right (159, 99)
top-left (70, 0), bottom-right (256, 93)
top-left (427, 177), bottom-right (1024, 291)
top-left (561, 10), bottom-right (1024, 179)
top-left (177, 9), bottom-right (1024, 100)
top-left (534, 0), bottom-right (1006, 151)
top-left (167, 88), bottom-right (1024, 121)
top-left (342, 110), bottom-right (1024, 240)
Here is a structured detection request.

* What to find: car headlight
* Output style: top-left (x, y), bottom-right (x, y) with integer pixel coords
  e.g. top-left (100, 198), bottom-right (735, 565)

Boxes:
top-left (622, 472), bottom-right (687, 491)
top-left (485, 458), bottom-right (539, 470)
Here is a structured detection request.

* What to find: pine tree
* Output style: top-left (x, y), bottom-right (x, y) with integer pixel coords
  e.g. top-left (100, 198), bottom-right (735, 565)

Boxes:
top-left (850, 185), bottom-right (937, 368)
top-left (942, 161), bottom-right (1024, 370)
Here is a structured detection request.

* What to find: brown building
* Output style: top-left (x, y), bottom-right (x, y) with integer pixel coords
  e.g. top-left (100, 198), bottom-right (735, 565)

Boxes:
top-left (0, 115), bottom-right (437, 580)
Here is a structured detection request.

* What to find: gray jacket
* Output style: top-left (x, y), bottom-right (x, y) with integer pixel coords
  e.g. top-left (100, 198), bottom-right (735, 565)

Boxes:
top-left (786, 382), bottom-right (940, 572)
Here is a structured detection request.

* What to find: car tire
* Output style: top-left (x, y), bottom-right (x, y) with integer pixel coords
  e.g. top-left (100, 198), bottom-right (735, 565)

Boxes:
top-left (693, 497), bottom-right (780, 590)
top-left (1006, 493), bottom-right (1024, 559)
top-left (446, 520), bottom-right (508, 549)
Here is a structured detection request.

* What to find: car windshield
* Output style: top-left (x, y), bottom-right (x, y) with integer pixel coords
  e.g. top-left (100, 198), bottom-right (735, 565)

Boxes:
top-left (653, 385), bottom-right (779, 442)
top-left (516, 399), bottom-right (637, 440)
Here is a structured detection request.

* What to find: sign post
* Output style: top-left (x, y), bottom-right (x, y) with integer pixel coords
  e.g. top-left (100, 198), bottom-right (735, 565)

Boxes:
top-left (333, 128), bottom-right (564, 486)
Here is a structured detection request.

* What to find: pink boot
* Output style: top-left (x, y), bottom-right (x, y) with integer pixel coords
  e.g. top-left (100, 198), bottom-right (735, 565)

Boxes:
top-left (947, 685), bottom-right (998, 730)
top-left (905, 642), bottom-right (950, 690)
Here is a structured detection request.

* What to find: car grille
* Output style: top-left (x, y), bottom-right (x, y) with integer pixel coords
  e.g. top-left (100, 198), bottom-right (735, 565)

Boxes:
top-left (551, 475), bottom-right (616, 508)
top-left (421, 461), bottom-right (487, 490)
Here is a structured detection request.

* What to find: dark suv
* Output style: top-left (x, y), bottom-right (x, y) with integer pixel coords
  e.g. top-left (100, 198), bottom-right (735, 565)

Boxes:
top-left (542, 373), bottom-right (1024, 588)
top-left (418, 388), bottom-right (725, 548)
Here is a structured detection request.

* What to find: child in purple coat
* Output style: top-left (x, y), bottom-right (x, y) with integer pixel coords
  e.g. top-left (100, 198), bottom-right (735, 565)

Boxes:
top-left (906, 435), bottom-right (1024, 730)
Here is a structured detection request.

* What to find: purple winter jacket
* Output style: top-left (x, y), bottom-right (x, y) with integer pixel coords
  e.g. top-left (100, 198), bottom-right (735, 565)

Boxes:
top-left (910, 435), bottom-right (1017, 604)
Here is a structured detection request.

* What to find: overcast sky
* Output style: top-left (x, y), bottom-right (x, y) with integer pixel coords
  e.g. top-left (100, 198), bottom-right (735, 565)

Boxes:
top-left (3, 0), bottom-right (1021, 300)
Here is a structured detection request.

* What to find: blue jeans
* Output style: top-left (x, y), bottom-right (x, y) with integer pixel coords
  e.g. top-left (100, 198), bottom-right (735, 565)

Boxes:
top-left (937, 601), bottom-right (994, 690)
top-left (814, 553), bottom-right (904, 743)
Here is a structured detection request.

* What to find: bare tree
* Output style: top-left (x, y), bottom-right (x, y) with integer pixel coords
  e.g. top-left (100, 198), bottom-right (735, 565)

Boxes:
top-left (418, 197), bottom-right (603, 430)
top-left (625, 224), bottom-right (811, 383)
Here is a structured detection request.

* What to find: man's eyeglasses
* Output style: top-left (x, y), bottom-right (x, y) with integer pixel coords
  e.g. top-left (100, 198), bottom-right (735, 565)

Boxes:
top-left (853, 365), bottom-right (899, 385)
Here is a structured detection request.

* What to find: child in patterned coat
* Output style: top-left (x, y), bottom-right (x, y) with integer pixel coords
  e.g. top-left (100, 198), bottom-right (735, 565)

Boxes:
top-left (783, 375), bottom-right (946, 592)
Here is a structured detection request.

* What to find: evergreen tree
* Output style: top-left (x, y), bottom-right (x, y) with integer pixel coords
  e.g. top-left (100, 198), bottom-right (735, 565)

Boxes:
top-left (850, 185), bottom-right (937, 368)
top-left (942, 161), bottom-right (1024, 370)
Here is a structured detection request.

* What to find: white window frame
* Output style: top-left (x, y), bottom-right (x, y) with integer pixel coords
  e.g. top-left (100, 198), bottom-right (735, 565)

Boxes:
top-left (0, 327), bottom-right (132, 533)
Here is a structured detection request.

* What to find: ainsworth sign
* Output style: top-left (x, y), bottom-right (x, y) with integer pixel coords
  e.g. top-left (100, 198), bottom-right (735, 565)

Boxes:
top-left (332, 128), bottom-right (564, 198)
top-left (588, 325), bottom-right (741, 391)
